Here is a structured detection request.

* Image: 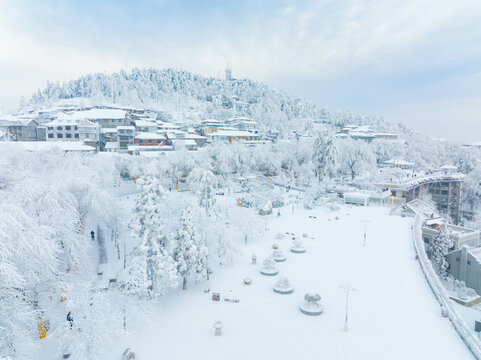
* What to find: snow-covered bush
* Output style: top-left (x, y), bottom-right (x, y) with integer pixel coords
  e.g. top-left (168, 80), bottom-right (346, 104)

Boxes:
top-left (275, 277), bottom-right (292, 290)
top-left (262, 257), bottom-right (277, 269)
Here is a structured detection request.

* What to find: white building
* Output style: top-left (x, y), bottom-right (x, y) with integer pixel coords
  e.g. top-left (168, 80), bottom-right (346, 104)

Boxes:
top-left (104, 142), bottom-right (118, 153)
top-left (226, 117), bottom-right (259, 134)
top-left (343, 192), bottom-right (370, 206)
top-left (45, 118), bottom-right (99, 143)
top-left (207, 130), bottom-right (261, 142)
top-left (135, 119), bottom-right (158, 133)
top-left (447, 246), bottom-right (481, 296)
top-left (57, 108), bottom-right (129, 128)
top-left (382, 159), bottom-right (415, 170)
top-left (421, 219), bottom-right (480, 250)
top-left (0, 141), bottom-right (96, 153)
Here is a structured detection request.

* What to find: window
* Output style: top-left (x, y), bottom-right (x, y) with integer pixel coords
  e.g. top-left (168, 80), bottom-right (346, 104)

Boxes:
top-left (66, 133), bottom-right (72, 138)
top-left (119, 119), bottom-right (122, 122)
top-left (48, 127), bottom-right (53, 131)
top-left (74, 126), bottom-right (78, 130)
top-left (57, 126), bottom-right (63, 131)
top-left (148, 139), bottom-right (152, 144)
top-left (139, 139), bottom-right (143, 144)
top-left (48, 133), bottom-right (54, 138)
top-left (57, 133), bottom-right (63, 138)
top-left (74, 134), bottom-right (79, 139)
top-left (468, 261), bottom-right (472, 265)
top-left (65, 126), bottom-right (71, 130)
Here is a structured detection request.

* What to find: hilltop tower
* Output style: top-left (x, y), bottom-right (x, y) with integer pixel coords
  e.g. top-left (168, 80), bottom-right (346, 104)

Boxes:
top-left (225, 64), bottom-right (232, 81)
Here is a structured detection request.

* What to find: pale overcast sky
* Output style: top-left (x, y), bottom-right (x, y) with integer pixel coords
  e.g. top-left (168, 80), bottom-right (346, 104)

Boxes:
top-left (1, 0), bottom-right (480, 142)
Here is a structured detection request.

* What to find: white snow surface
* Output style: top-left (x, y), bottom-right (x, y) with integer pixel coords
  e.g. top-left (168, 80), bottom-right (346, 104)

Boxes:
top-left (105, 204), bottom-right (473, 360)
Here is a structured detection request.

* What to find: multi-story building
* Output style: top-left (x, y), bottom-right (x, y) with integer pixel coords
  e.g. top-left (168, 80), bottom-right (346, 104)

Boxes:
top-left (0, 116), bottom-right (45, 141)
top-left (421, 218), bottom-right (480, 250)
top-left (226, 117), bottom-right (259, 134)
top-left (45, 118), bottom-right (99, 145)
top-left (381, 159), bottom-right (415, 170)
top-left (99, 128), bottom-right (117, 151)
top-left (447, 246), bottom-right (481, 297)
top-left (134, 132), bottom-right (166, 146)
top-left (135, 119), bottom-right (158, 133)
top-left (62, 109), bottom-right (130, 128)
top-left (376, 170), bottom-right (464, 224)
top-left (117, 126), bottom-right (135, 151)
top-left (207, 130), bottom-right (261, 142)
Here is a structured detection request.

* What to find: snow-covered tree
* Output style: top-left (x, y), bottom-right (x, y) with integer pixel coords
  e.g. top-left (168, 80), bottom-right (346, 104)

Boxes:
top-left (187, 167), bottom-right (217, 215)
top-left (0, 146), bottom-right (119, 358)
top-left (173, 206), bottom-right (209, 290)
top-left (337, 137), bottom-right (376, 180)
top-left (231, 208), bottom-right (262, 245)
top-left (430, 226), bottom-right (453, 276)
top-left (126, 176), bottom-right (177, 298)
top-left (462, 164), bottom-right (481, 212)
top-left (313, 130), bottom-right (338, 180)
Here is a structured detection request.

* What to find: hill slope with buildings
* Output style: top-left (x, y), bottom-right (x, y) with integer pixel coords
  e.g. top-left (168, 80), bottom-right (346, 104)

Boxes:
top-left (24, 68), bottom-right (402, 135)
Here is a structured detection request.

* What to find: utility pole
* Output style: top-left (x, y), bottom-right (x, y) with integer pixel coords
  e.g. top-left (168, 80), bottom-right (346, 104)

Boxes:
top-left (339, 284), bottom-right (356, 332)
top-left (123, 243), bottom-right (126, 269)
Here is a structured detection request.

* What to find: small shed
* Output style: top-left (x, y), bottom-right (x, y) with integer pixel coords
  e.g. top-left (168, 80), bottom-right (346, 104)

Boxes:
top-left (343, 192), bottom-right (370, 206)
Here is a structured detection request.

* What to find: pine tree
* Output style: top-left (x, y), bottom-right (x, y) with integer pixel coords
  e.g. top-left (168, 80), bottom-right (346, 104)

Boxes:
top-left (173, 206), bottom-right (209, 290)
top-left (126, 176), bottom-right (177, 298)
top-left (431, 225), bottom-right (453, 276)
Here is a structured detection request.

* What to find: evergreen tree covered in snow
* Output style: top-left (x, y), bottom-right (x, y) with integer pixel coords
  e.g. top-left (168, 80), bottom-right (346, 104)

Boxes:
top-left (126, 176), bottom-right (177, 298)
top-left (173, 206), bottom-right (209, 290)
top-left (187, 167), bottom-right (217, 215)
top-left (430, 225), bottom-right (453, 276)
top-left (313, 130), bottom-right (338, 180)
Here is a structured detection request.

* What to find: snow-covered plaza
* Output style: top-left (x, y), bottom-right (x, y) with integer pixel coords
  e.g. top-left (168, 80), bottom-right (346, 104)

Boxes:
top-left (107, 204), bottom-right (473, 360)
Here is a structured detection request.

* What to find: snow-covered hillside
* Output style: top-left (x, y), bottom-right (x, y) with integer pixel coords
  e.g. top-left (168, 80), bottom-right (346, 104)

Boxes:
top-left (24, 68), bottom-right (401, 134)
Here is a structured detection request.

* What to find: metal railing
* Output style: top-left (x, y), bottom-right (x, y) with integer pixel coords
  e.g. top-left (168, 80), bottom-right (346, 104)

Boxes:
top-left (412, 215), bottom-right (481, 359)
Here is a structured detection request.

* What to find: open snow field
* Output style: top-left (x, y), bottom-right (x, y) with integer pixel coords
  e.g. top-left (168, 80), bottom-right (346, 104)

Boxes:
top-left (108, 203), bottom-right (473, 360)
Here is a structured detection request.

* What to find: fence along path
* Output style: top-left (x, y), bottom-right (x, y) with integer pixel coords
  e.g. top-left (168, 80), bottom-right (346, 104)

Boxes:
top-left (412, 215), bottom-right (481, 359)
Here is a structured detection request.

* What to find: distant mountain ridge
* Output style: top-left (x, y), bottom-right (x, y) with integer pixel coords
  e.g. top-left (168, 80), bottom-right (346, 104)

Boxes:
top-left (26, 68), bottom-right (403, 134)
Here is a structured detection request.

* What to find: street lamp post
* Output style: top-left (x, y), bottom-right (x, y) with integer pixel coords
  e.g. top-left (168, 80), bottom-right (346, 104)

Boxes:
top-left (339, 284), bottom-right (356, 332)
top-left (361, 219), bottom-right (370, 247)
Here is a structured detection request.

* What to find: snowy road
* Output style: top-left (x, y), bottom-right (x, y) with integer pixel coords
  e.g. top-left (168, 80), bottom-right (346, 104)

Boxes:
top-left (109, 204), bottom-right (473, 360)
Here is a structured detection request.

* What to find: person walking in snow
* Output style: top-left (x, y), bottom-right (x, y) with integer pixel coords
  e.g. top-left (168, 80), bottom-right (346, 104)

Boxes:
top-left (67, 311), bottom-right (73, 328)
top-left (90, 230), bottom-right (95, 241)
